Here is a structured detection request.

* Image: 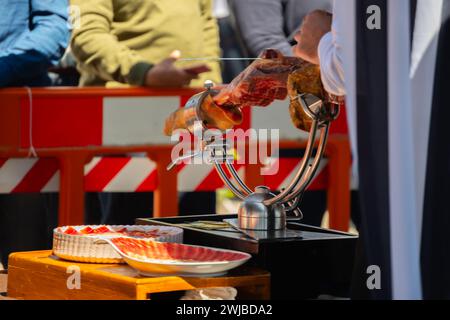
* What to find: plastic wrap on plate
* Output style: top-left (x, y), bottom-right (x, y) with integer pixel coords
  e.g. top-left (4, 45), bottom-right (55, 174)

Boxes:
top-left (180, 287), bottom-right (238, 300)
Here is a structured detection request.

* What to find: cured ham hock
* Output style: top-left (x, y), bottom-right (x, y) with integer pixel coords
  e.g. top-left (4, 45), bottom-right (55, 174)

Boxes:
top-left (163, 49), bottom-right (331, 135)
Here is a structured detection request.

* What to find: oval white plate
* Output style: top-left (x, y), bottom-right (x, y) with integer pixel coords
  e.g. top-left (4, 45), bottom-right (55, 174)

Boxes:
top-left (105, 237), bottom-right (251, 277)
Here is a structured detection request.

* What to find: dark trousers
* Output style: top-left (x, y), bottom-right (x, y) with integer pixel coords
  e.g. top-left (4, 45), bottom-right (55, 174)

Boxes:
top-left (85, 192), bottom-right (154, 225)
top-left (295, 190), bottom-right (362, 230)
top-left (0, 193), bottom-right (58, 267)
top-left (84, 192), bottom-right (217, 225)
top-left (297, 191), bottom-right (327, 226)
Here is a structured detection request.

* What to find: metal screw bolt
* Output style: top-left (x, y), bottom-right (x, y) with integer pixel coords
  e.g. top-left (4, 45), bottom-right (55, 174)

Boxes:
top-left (204, 80), bottom-right (214, 91)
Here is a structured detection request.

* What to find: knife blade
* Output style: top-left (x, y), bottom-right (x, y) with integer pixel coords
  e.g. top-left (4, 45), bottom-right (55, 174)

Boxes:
top-left (179, 57), bottom-right (263, 62)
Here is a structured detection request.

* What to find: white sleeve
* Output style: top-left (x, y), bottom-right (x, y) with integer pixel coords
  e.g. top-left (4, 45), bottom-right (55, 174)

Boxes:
top-left (317, 1), bottom-right (346, 96)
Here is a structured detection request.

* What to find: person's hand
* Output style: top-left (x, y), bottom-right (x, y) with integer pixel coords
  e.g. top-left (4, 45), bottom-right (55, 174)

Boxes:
top-left (145, 50), bottom-right (209, 87)
top-left (293, 10), bottom-right (332, 65)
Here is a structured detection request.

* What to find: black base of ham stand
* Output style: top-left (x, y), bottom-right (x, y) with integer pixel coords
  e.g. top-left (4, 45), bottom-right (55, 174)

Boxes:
top-left (136, 214), bottom-right (357, 300)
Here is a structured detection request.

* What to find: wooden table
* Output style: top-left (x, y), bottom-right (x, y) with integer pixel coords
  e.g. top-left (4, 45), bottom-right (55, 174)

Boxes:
top-left (0, 272), bottom-right (7, 296)
top-left (7, 251), bottom-right (270, 300)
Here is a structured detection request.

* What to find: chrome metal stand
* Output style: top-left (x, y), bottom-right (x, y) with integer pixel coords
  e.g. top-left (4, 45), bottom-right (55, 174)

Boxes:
top-left (168, 83), bottom-right (340, 231)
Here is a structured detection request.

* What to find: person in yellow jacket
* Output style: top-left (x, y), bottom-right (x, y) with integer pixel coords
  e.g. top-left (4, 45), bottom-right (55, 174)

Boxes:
top-left (70, 0), bottom-right (222, 88)
top-left (70, 0), bottom-right (222, 225)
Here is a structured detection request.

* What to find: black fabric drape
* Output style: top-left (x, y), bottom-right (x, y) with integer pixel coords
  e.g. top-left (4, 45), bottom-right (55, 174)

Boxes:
top-left (421, 1), bottom-right (450, 300)
top-left (410, 0), bottom-right (418, 46)
top-left (352, 0), bottom-right (392, 300)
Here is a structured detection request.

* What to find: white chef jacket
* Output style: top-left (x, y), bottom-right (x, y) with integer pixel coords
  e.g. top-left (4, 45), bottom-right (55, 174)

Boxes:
top-left (317, 0), bottom-right (348, 97)
top-left (316, 0), bottom-right (358, 190)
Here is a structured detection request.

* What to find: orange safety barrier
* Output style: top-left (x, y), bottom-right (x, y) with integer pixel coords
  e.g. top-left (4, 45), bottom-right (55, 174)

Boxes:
top-left (0, 87), bottom-right (351, 231)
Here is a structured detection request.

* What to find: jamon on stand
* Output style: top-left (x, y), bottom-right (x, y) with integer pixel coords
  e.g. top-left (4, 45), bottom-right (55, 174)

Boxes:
top-left (163, 49), bottom-right (336, 136)
top-left (212, 49), bottom-right (302, 108)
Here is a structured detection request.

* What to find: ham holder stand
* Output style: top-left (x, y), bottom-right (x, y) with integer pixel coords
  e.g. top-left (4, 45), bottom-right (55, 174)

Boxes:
top-left (139, 81), bottom-right (357, 299)
top-left (167, 81), bottom-right (340, 233)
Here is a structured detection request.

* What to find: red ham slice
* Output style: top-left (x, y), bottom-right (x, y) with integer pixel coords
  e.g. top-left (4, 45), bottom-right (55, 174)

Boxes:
top-left (110, 238), bottom-right (249, 263)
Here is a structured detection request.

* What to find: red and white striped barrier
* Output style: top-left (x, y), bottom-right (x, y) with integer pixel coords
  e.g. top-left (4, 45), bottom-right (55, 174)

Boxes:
top-left (0, 94), bottom-right (335, 194)
top-left (0, 156), bottom-right (327, 193)
top-left (18, 95), bottom-right (309, 148)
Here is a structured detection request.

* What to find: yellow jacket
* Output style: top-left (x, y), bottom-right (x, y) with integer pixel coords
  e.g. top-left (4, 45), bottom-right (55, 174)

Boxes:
top-left (70, 0), bottom-right (222, 87)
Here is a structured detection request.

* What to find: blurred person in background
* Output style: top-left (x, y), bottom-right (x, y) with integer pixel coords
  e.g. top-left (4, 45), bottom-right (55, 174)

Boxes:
top-left (230, 0), bottom-right (334, 227)
top-left (230, 0), bottom-right (332, 57)
top-left (0, 1), bottom-right (69, 87)
top-left (70, 0), bottom-right (221, 88)
top-left (212, 0), bottom-right (246, 83)
top-left (0, 0), bottom-right (70, 267)
top-left (70, 0), bottom-right (222, 224)
top-left (49, 48), bottom-right (81, 86)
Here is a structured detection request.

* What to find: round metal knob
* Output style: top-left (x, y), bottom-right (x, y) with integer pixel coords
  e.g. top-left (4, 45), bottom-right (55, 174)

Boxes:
top-left (204, 80), bottom-right (214, 91)
top-left (255, 186), bottom-right (270, 194)
top-left (238, 190), bottom-right (286, 231)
